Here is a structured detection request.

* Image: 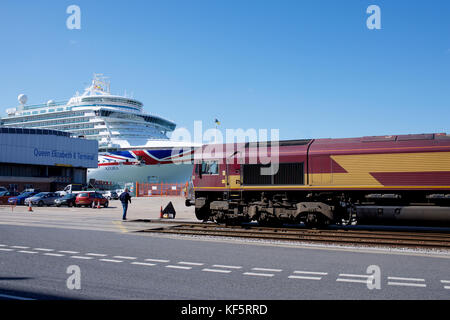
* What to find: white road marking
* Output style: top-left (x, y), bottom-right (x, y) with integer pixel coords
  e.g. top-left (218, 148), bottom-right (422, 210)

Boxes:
top-left (131, 262), bottom-right (156, 267)
top-left (166, 265), bottom-right (192, 270)
top-left (338, 274), bottom-right (370, 278)
top-left (202, 268), bottom-right (232, 274)
top-left (145, 259), bottom-right (170, 263)
top-left (288, 275), bottom-right (322, 281)
top-left (44, 253), bottom-right (65, 257)
top-left (178, 261), bottom-right (204, 266)
top-left (243, 272), bottom-right (274, 277)
top-left (18, 250), bottom-right (38, 254)
top-left (293, 271), bottom-right (328, 276)
top-left (86, 253), bottom-right (108, 257)
top-left (33, 248), bottom-right (54, 252)
top-left (212, 265), bottom-right (242, 269)
top-left (336, 278), bottom-right (369, 284)
top-left (0, 244), bottom-right (7, 247)
top-left (388, 282), bottom-right (427, 288)
top-left (99, 259), bottom-right (123, 263)
top-left (336, 274), bottom-right (370, 284)
top-left (388, 277), bottom-right (425, 282)
top-left (251, 268), bottom-right (282, 272)
top-left (441, 280), bottom-right (450, 289)
top-left (59, 251), bottom-right (79, 254)
top-left (387, 276), bottom-right (426, 288)
top-left (11, 246), bottom-right (29, 249)
top-left (0, 248), bottom-right (14, 252)
top-left (113, 256), bottom-right (136, 260)
top-left (71, 256), bottom-right (94, 260)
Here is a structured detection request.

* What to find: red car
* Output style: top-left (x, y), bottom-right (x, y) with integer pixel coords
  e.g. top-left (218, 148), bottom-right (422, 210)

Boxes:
top-left (75, 192), bottom-right (109, 208)
top-left (0, 191), bottom-right (20, 205)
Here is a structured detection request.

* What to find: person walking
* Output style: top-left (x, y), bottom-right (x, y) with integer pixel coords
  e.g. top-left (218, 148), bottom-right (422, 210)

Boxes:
top-left (119, 188), bottom-right (132, 220)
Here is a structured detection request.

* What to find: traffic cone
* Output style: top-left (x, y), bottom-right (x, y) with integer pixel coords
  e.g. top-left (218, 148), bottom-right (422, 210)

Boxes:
top-left (28, 202), bottom-right (33, 212)
top-left (97, 201), bottom-right (101, 209)
top-left (159, 206), bottom-right (163, 218)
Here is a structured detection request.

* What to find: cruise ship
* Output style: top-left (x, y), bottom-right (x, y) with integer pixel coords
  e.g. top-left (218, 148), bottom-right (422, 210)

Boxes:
top-left (1, 75), bottom-right (199, 185)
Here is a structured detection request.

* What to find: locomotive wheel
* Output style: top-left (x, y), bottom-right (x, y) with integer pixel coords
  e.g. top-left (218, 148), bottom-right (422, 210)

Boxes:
top-left (195, 207), bottom-right (210, 221)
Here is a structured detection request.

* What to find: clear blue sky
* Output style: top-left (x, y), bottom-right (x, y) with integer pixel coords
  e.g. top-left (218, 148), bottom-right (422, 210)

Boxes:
top-left (0, 0), bottom-right (449, 141)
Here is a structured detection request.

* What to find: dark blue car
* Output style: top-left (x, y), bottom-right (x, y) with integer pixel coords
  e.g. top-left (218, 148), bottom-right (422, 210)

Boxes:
top-left (8, 191), bottom-right (39, 205)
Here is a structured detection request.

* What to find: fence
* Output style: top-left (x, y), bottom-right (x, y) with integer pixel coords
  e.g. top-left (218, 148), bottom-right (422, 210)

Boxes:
top-left (136, 182), bottom-right (188, 197)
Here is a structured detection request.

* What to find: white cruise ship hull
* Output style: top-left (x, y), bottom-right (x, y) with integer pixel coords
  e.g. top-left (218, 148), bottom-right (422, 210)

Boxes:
top-left (87, 162), bottom-right (193, 184)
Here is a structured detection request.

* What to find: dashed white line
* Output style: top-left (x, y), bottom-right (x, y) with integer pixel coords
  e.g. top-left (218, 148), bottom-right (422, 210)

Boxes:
top-left (243, 272), bottom-right (274, 277)
top-left (441, 280), bottom-right (450, 289)
top-left (336, 278), bottom-right (369, 284)
top-left (388, 277), bottom-right (425, 282)
top-left (387, 276), bottom-right (426, 288)
top-left (336, 274), bottom-right (370, 284)
top-left (166, 265), bottom-right (192, 270)
top-left (11, 246), bottom-right (29, 249)
top-left (251, 268), bottom-right (282, 273)
top-left (388, 282), bottom-right (427, 288)
top-left (131, 262), bottom-right (156, 267)
top-left (339, 274), bottom-right (370, 278)
top-left (71, 256), bottom-right (94, 260)
top-left (33, 248), bottom-right (54, 252)
top-left (202, 268), bottom-right (232, 274)
top-left (288, 275), bottom-right (322, 281)
top-left (99, 259), bottom-right (123, 263)
top-left (86, 253), bottom-right (108, 257)
top-left (0, 248), bottom-right (14, 252)
top-left (293, 271), bottom-right (328, 276)
top-left (113, 256), bottom-right (136, 260)
top-left (145, 259), bottom-right (170, 263)
top-left (18, 250), bottom-right (38, 254)
top-left (44, 253), bottom-right (65, 257)
top-left (212, 265), bottom-right (242, 269)
top-left (178, 261), bottom-right (204, 266)
top-left (59, 251), bottom-right (79, 254)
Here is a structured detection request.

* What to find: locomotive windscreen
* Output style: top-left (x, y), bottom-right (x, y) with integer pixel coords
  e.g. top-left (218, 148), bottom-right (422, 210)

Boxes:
top-left (242, 162), bottom-right (304, 185)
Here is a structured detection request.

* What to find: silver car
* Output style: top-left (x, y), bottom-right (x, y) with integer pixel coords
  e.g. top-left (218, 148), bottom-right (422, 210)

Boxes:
top-left (24, 192), bottom-right (61, 207)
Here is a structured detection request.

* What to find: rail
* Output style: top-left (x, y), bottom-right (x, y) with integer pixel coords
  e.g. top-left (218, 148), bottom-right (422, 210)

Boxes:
top-left (137, 221), bottom-right (450, 250)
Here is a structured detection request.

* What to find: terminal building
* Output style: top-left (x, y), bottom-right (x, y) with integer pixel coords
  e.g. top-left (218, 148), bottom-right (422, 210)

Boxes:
top-left (0, 127), bottom-right (98, 192)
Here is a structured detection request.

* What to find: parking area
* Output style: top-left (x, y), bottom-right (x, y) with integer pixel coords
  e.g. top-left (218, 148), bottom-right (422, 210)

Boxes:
top-left (0, 196), bottom-right (197, 224)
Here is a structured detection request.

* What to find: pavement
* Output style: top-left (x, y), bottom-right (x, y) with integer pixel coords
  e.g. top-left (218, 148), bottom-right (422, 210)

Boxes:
top-left (0, 196), bottom-right (197, 233)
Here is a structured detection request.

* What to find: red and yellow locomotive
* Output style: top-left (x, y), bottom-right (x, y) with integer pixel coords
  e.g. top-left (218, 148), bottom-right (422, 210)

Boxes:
top-left (189, 133), bottom-right (450, 226)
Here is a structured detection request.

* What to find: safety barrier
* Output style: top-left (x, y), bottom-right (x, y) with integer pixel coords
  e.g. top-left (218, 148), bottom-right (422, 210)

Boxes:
top-left (136, 182), bottom-right (188, 197)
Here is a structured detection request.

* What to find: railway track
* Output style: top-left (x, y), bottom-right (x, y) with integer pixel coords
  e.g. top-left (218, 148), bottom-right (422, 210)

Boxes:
top-left (136, 220), bottom-right (450, 250)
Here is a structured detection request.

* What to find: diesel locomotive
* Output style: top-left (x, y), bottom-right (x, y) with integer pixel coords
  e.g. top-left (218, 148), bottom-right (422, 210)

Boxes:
top-left (187, 133), bottom-right (450, 227)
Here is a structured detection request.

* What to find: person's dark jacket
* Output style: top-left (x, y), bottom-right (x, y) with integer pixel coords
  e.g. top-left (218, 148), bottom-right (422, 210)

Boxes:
top-left (119, 192), bottom-right (131, 204)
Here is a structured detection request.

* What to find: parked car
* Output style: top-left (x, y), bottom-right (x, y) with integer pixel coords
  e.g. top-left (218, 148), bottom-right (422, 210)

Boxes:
top-left (0, 191), bottom-right (20, 205)
top-left (24, 192), bottom-right (61, 207)
top-left (103, 191), bottom-right (119, 200)
top-left (0, 187), bottom-right (7, 193)
top-left (8, 191), bottom-right (40, 205)
top-left (75, 192), bottom-right (109, 208)
top-left (54, 193), bottom-right (78, 207)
